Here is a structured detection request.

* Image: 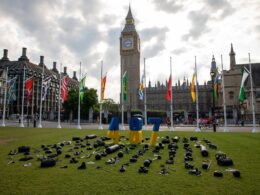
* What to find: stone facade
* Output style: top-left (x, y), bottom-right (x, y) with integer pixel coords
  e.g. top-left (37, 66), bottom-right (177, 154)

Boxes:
top-left (219, 44), bottom-right (260, 123)
top-left (140, 79), bottom-right (212, 123)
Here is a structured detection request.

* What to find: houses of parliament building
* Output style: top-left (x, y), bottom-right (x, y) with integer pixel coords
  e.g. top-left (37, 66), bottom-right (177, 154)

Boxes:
top-left (120, 6), bottom-right (260, 123)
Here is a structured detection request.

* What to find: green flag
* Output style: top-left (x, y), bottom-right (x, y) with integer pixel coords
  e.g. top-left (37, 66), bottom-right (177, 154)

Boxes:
top-left (80, 76), bottom-right (86, 101)
top-left (239, 67), bottom-right (249, 103)
top-left (123, 71), bottom-right (127, 103)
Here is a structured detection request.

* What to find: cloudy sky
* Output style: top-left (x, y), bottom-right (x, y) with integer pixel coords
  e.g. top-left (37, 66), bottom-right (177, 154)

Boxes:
top-left (0, 0), bottom-right (260, 102)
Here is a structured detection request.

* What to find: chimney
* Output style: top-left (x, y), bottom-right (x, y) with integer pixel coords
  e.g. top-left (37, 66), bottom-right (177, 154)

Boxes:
top-left (64, 66), bottom-right (67, 75)
top-left (52, 61), bottom-right (58, 73)
top-left (53, 61), bottom-right (56, 69)
top-left (39, 56), bottom-right (44, 67)
top-left (73, 71), bottom-right (77, 81)
top-left (22, 48), bottom-right (26, 56)
top-left (1, 49), bottom-right (9, 61)
top-left (18, 47), bottom-right (29, 62)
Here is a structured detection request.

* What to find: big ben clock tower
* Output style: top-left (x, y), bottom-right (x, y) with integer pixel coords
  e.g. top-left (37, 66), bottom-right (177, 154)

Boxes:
top-left (120, 5), bottom-right (140, 112)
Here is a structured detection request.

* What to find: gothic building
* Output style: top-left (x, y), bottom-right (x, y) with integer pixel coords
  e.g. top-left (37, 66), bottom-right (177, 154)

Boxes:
top-left (0, 48), bottom-right (78, 120)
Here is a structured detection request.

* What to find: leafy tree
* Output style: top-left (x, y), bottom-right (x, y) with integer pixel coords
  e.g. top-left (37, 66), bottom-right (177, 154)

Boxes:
top-left (63, 87), bottom-right (98, 119)
top-left (102, 98), bottom-right (119, 113)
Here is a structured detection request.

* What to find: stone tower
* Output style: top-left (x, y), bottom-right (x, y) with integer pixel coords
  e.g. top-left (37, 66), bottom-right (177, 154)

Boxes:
top-left (229, 43), bottom-right (236, 70)
top-left (120, 5), bottom-right (140, 111)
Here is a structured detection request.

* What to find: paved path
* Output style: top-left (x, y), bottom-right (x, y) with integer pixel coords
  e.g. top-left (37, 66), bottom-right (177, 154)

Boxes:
top-left (1, 120), bottom-right (259, 132)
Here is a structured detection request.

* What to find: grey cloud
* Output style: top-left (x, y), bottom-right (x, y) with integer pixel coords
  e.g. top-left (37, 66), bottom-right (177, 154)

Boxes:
top-left (182, 0), bottom-right (235, 42)
top-left (151, 0), bottom-right (183, 13)
top-left (143, 42), bottom-right (165, 58)
top-left (140, 26), bottom-right (169, 57)
top-left (205, 0), bottom-right (235, 19)
top-left (256, 24), bottom-right (260, 39)
top-left (172, 47), bottom-right (187, 55)
top-left (140, 27), bottom-right (163, 42)
top-left (182, 11), bottom-right (210, 41)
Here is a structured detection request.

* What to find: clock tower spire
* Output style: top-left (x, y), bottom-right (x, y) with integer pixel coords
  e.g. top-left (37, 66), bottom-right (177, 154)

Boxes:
top-left (120, 5), bottom-right (140, 116)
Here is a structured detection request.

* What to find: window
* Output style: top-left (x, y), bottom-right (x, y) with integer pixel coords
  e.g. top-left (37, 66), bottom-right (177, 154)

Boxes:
top-left (229, 91), bottom-right (234, 99)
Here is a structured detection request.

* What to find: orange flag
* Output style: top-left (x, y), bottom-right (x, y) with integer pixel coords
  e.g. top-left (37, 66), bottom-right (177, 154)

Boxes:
top-left (191, 73), bottom-right (196, 102)
top-left (101, 74), bottom-right (107, 101)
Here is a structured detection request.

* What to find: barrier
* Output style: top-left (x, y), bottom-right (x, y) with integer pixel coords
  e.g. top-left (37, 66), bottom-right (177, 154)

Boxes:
top-left (148, 118), bottom-right (161, 145)
top-left (107, 117), bottom-right (120, 143)
top-left (129, 117), bottom-right (143, 144)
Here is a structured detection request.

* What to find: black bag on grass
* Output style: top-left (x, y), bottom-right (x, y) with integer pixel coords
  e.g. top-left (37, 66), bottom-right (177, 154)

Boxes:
top-left (40, 159), bottom-right (56, 168)
top-left (18, 146), bottom-right (30, 153)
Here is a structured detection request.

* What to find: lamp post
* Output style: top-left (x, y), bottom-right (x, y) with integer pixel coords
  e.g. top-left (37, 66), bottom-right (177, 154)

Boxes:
top-left (210, 70), bottom-right (216, 132)
top-left (210, 55), bottom-right (217, 132)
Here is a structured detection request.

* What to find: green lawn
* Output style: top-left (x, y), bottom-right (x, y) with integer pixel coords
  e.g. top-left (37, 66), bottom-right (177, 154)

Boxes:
top-left (0, 127), bottom-right (259, 195)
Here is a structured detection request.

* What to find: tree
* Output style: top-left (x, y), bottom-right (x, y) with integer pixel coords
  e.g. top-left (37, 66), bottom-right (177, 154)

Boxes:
top-left (102, 98), bottom-right (119, 113)
top-left (63, 87), bottom-right (98, 119)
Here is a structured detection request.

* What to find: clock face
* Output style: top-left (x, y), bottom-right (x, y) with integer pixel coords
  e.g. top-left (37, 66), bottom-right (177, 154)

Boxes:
top-left (123, 38), bottom-right (133, 49)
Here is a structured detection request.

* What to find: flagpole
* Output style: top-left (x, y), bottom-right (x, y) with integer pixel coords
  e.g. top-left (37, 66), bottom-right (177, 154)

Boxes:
top-left (121, 60), bottom-right (125, 130)
top-left (248, 53), bottom-right (257, 133)
top-left (170, 57), bottom-right (174, 131)
top-left (1, 67), bottom-right (8, 127)
top-left (38, 63), bottom-right (44, 128)
top-left (77, 62), bottom-right (82, 129)
top-left (99, 60), bottom-right (103, 130)
top-left (144, 58), bottom-right (147, 130)
top-left (221, 55), bottom-right (228, 132)
top-left (20, 66), bottom-right (25, 127)
top-left (195, 56), bottom-right (200, 132)
top-left (57, 63), bottom-right (62, 128)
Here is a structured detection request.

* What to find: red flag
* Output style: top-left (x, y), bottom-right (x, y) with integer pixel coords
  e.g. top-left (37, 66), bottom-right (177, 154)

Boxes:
top-left (166, 75), bottom-right (172, 102)
top-left (62, 76), bottom-right (68, 102)
top-left (25, 77), bottom-right (33, 105)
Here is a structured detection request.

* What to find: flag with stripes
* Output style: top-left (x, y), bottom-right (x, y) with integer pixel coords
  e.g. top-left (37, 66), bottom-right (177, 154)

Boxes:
top-left (42, 77), bottom-right (51, 101)
top-left (239, 67), bottom-right (249, 103)
top-left (7, 77), bottom-right (17, 104)
top-left (122, 71), bottom-right (127, 103)
top-left (26, 77), bottom-right (33, 105)
top-left (80, 76), bottom-right (86, 101)
top-left (62, 76), bottom-right (68, 102)
top-left (191, 73), bottom-right (196, 102)
top-left (101, 73), bottom-right (107, 102)
top-left (139, 73), bottom-right (144, 100)
top-left (214, 74), bottom-right (220, 98)
top-left (166, 75), bottom-right (172, 102)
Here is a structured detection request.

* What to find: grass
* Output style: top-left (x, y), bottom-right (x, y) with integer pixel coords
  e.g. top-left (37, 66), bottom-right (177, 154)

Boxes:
top-left (0, 127), bottom-right (260, 195)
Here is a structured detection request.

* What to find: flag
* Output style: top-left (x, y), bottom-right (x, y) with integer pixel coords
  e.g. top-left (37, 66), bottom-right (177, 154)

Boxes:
top-left (42, 77), bottom-right (51, 101)
top-left (191, 73), bottom-right (196, 102)
top-left (25, 77), bottom-right (33, 105)
top-left (122, 71), bottom-right (127, 103)
top-left (101, 74), bottom-right (107, 102)
top-left (166, 75), bottom-right (172, 102)
top-left (214, 74), bottom-right (220, 98)
top-left (138, 73), bottom-right (144, 100)
top-left (7, 77), bottom-right (17, 104)
top-left (80, 76), bottom-right (86, 101)
top-left (239, 67), bottom-right (249, 103)
top-left (62, 76), bottom-right (68, 102)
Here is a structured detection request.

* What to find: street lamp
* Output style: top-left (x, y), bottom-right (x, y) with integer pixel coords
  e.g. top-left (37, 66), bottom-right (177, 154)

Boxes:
top-left (210, 56), bottom-right (217, 132)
